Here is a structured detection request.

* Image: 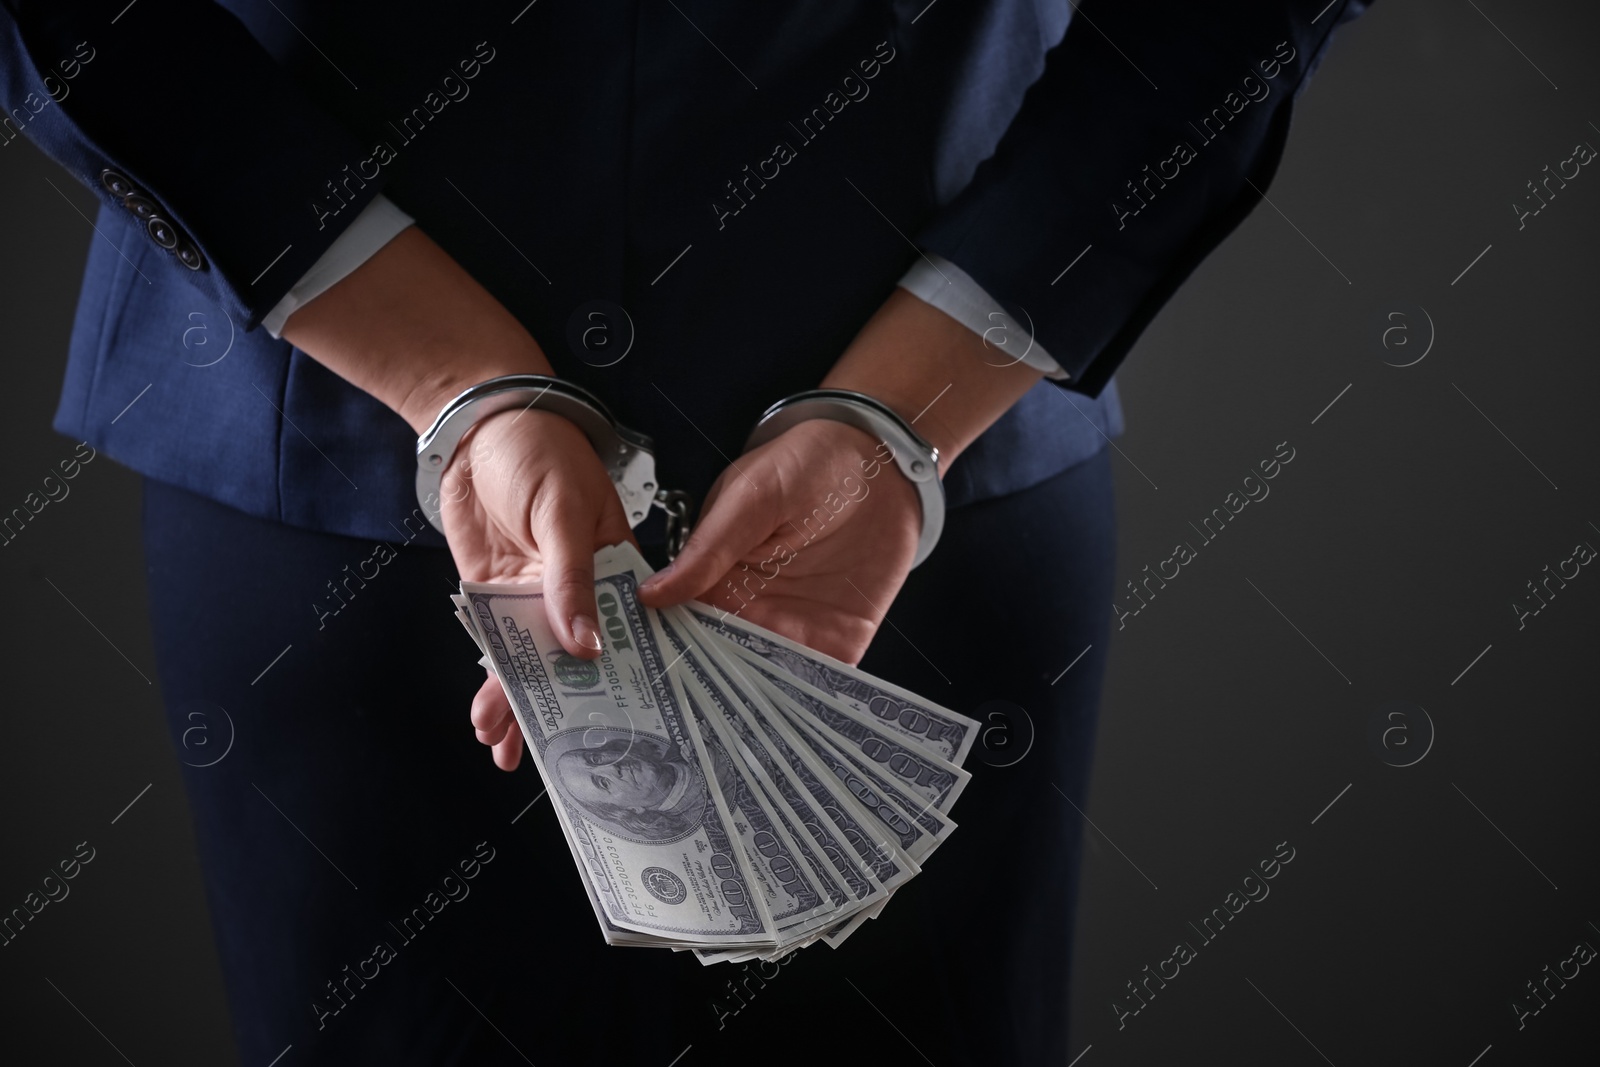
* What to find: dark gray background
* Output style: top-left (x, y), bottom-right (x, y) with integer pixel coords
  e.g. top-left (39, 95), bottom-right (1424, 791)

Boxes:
top-left (2, 1), bottom-right (1596, 1063)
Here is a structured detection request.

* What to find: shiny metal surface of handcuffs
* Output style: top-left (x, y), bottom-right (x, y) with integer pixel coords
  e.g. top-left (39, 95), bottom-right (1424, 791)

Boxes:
top-left (415, 374), bottom-right (693, 554)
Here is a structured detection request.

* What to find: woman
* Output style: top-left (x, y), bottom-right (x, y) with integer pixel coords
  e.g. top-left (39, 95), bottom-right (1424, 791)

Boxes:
top-left (3, 1), bottom-right (1363, 1062)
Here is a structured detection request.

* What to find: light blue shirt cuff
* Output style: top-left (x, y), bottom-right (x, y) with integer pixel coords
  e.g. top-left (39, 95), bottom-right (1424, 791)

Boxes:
top-left (897, 252), bottom-right (1068, 380)
top-left (261, 194), bottom-right (416, 338)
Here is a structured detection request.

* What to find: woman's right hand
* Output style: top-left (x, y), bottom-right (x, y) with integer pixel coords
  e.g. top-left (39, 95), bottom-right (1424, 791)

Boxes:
top-left (278, 225), bottom-right (634, 772)
top-left (447, 406), bottom-right (637, 771)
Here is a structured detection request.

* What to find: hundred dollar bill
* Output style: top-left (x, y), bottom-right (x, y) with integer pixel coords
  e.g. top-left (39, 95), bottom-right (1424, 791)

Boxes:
top-left (730, 651), bottom-right (971, 817)
top-left (593, 546), bottom-right (898, 908)
top-left (662, 617), bottom-right (915, 966)
top-left (714, 650), bottom-right (920, 895)
top-left (457, 542), bottom-right (975, 962)
top-left (679, 672), bottom-right (856, 966)
top-left (752, 675), bottom-right (947, 870)
top-left (462, 567), bottom-right (777, 948)
top-left (688, 603), bottom-right (978, 765)
top-left (661, 607), bottom-right (896, 907)
top-left (676, 676), bottom-right (839, 936)
top-left (659, 612), bottom-right (855, 925)
top-left (451, 593), bottom-right (483, 648)
top-left (450, 593), bottom-right (495, 670)
top-left (766, 680), bottom-right (955, 862)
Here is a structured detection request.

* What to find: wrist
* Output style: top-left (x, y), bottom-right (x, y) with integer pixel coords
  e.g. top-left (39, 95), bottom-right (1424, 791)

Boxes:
top-left (820, 287), bottom-right (1044, 476)
top-left (782, 418), bottom-right (922, 536)
top-left (744, 389), bottom-right (943, 567)
top-left (416, 374), bottom-right (663, 537)
top-left (278, 227), bottom-right (556, 435)
top-left (812, 376), bottom-right (948, 471)
top-left (397, 345), bottom-right (553, 435)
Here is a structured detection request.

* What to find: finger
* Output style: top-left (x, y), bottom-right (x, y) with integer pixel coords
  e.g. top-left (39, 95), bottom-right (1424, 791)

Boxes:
top-left (639, 476), bottom-right (771, 606)
top-left (471, 674), bottom-right (516, 749)
top-left (532, 492), bottom-right (605, 658)
top-left (492, 725), bottom-right (523, 771)
top-left (635, 472), bottom-right (729, 603)
top-left (470, 674), bottom-right (512, 733)
top-left (476, 708), bottom-right (514, 746)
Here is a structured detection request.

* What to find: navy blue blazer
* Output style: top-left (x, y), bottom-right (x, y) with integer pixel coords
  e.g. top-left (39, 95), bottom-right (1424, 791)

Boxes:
top-left (1, 1), bottom-right (1365, 547)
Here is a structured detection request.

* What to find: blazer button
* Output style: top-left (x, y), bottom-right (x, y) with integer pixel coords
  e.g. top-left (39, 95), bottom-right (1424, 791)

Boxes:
top-left (175, 241), bottom-right (207, 271)
top-left (123, 194), bottom-right (159, 221)
top-left (147, 216), bottom-right (180, 249)
top-left (99, 168), bottom-right (134, 198)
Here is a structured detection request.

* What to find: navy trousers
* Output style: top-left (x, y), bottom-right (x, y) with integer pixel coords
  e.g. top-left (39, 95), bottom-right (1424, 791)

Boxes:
top-left (141, 448), bottom-right (1115, 1066)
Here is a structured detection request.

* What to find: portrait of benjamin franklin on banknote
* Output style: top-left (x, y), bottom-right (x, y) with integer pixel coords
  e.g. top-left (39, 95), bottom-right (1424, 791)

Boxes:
top-left (549, 729), bottom-right (722, 843)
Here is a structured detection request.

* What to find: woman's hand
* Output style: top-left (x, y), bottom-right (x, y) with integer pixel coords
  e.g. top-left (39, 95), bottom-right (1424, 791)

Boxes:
top-left (639, 286), bottom-right (1050, 665)
top-left (279, 227), bottom-right (634, 772)
top-left (442, 406), bottom-right (636, 636)
top-left (281, 230), bottom-right (1041, 766)
top-left (638, 418), bottom-right (921, 665)
top-left (448, 407), bottom-right (638, 771)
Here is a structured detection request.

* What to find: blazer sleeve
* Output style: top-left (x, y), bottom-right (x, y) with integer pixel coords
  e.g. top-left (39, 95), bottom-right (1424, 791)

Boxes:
top-left (0, 0), bottom-right (383, 329)
top-left (915, 0), bottom-right (1371, 396)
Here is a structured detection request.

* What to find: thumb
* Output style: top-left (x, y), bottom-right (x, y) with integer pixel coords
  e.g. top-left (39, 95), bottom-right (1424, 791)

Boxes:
top-left (533, 501), bottom-right (604, 658)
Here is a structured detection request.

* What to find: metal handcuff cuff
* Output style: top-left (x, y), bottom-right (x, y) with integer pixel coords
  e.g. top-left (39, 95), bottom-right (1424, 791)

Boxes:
top-left (415, 375), bottom-right (693, 555)
top-left (415, 376), bottom-right (945, 566)
top-left (743, 389), bottom-right (944, 568)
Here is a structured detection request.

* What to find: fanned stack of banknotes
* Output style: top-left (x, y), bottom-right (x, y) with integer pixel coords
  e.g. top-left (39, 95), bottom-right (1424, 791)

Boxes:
top-left (450, 542), bottom-right (976, 965)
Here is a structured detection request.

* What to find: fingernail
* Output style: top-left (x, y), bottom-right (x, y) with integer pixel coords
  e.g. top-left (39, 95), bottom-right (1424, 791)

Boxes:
top-left (571, 614), bottom-right (603, 652)
top-left (640, 563), bottom-right (673, 590)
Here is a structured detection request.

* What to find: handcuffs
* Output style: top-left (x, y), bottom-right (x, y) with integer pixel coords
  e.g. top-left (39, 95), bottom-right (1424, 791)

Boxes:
top-left (416, 374), bottom-right (944, 566)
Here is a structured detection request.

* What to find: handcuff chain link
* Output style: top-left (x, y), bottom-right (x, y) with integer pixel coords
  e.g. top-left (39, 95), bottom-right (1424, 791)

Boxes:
top-left (656, 488), bottom-right (694, 561)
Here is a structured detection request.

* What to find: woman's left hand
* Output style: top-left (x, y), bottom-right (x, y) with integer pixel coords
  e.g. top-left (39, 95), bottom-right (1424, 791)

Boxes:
top-left (638, 417), bottom-right (922, 665)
